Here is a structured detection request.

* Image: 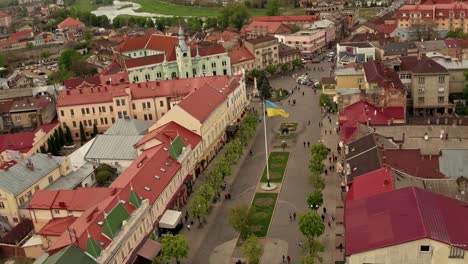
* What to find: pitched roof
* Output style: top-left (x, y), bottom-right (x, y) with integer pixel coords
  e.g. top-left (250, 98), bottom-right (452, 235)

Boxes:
top-left (123, 54), bottom-right (165, 68)
top-left (43, 245), bottom-right (96, 264)
top-left (8, 29), bottom-right (33, 41)
top-left (229, 48), bottom-right (255, 64)
top-left (345, 133), bottom-right (382, 182)
top-left (103, 118), bottom-right (152, 136)
top-left (114, 33), bottom-right (180, 60)
top-left (135, 121), bottom-right (201, 149)
top-left (345, 187), bottom-right (468, 255)
top-left (63, 76), bottom-right (101, 89)
top-left (0, 154), bottom-right (65, 196)
top-left (399, 56), bottom-right (448, 74)
top-left (177, 84), bottom-right (226, 122)
top-left (9, 95), bottom-right (53, 112)
top-left (37, 216), bottom-right (78, 236)
top-left (0, 122), bottom-right (59, 153)
top-left (363, 60), bottom-right (405, 91)
top-left (28, 188), bottom-right (116, 211)
top-left (383, 42), bottom-right (417, 56)
top-left (242, 21), bottom-right (290, 35)
top-left (84, 135), bottom-right (142, 161)
top-left (57, 17), bottom-right (85, 29)
top-left (252, 15), bottom-right (319, 22)
top-left (346, 167), bottom-right (394, 201)
top-left (245, 35), bottom-right (278, 45)
top-left (339, 101), bottom-right (405, 142)
top-left (381, 149), bottom-right (445, 179)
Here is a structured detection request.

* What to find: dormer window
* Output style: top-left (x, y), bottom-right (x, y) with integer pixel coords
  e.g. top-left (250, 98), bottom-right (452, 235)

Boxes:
top-left (183, 52), bottom-right (187, 57)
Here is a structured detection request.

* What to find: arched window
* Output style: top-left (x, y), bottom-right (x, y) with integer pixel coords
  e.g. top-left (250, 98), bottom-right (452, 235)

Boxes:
top-left (171, 72), bottom-right (177, 78)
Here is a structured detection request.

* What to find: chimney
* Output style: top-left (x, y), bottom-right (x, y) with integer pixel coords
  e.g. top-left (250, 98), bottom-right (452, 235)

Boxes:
top-left (26, 159), bottom-right (34, 170)
top-left (79, 89), bottom-right (83, 94)
top-left (66, 90), bottom-right (70, 95)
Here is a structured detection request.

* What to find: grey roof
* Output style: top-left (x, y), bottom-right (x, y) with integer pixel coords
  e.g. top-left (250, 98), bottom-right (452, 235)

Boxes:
top-left (345, 133), bottom-right (382, 182)
top-left (439, 149), bottom-right (468, 178)
top-left (383, 42), bottom-right (417, 56)
top-left (46, 162), bottom-right (95, 190)
top-left (415, 40), bottom-right (446, 51)
top-left (103, 118), bottom-right (152, 136)
top-left (0, 153), bottom-right (65, 195)
top-left (85, 135), bottom-right (142, 161)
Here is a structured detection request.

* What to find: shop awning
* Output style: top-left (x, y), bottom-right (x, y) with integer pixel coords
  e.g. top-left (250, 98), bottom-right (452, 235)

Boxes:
top-left (159, 210), bottom-right (182, 229)
top-left (137, 239), bottom-right (161, 260)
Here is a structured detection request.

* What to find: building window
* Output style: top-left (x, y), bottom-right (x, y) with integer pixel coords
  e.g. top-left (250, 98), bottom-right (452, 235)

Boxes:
top-left (156, 72), bottom-right (162, 78)
top-left (144, 114), bottom-right (147, 120)
top-left (145, 73), bottom-right (150, 80)
top-left (72, 121), bottom-right (77, 128)
top-left (148, 114), bottom-right (152, 120)
top-left (418, 77), bottom-right (425, 84)
top-left (27, 191), bottom-right (32, 198)
top-left (146, 102), bottom-right (150, 109)
top-left (83, 120), bottom-right (87, 126)
top-left (418, 87), bottom-right (424, 93)
top-left (118, 112), bottom-right (122, 119)
top-left (420, 245), bottom-right (430, 252)
top-left (171, 72), bottom-right (177, 78)
top-left (223, 69), bottom-right (227, 75)
top-left (160, 101), bottom-right (164, 107)
top-left (86, 108), bottom-right (90, 114)
top-left (19, 197), bottom-right (25, 205)
top-left (211, 62), bottom-right (216, 68)
top-left (142, 102), bottom-right (146, 109)
top-left (202, 64), bottom-right (206, 70)
top-left (438, 96), bottom-right (445, 103)
top-left (48, 176), bottom-right (53, 183)
top-left (54, 209), bottom-right (60, 214)
top-left (213, 71), bottom-right (217, 76)
top-left (222, 61), bottom-right (227, 66)
top-left (193, 68), bottom-right (197, 76)
top-left (70, 109), bottom-right (74, 116)
top-left (132, 103), bottom-right (136, 110)
top-left (418, 97), bottom-right (425, 104)
top-left (449, 245), bottom-right (465, 259)
top-left (121, 99), bottom-right (125, 106)
top-left (75, 132), bottom-right (79, 138)
top-left (0, 202), bottom-right (4, 209)
top-left (112, 118), bottom-right (115, 123)
top-left (133, 76), bottom-right (139, 82)
top-left (109, 106), bottom-right (113, 112)
top-left (116, 100), bottom-right (120, 106)
top-left (439, 76), bottom-right (445, 83)
top-left (60, 110), bottom-right (64, 116)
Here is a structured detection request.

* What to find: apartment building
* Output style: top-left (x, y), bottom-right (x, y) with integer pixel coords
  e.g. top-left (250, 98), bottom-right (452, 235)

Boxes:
top-left (275, 29), bottom-right (327, 55)
top-left (336, 42), bottom-right (376, 66)
top-left (241, 21), bottom-right (292, 39)
top-left (1, 95), bottom-right (56, 131)
top-left (0, 153), bottom-right (71, 227)
top-left (56, 76), bottom-right (234, 140)
top-left (230, 48), bottom-right (256, 75)
top-left (0, 12), bottom-right (12, 28)
top-left (114, 28), bottom-right (231, 83)
top-left (244, 36), bottom-right (280, 70)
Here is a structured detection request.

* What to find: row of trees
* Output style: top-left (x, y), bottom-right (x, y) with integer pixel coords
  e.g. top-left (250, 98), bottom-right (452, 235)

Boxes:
top-left (188, 113), bottom-right (258, 225)
top-left (39, 127), bottom-right (69, 156)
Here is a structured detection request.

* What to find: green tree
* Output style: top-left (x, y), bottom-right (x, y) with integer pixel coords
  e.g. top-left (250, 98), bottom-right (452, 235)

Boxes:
top-left (205, 17), bottom-right (218, 29)
top-left (292, 58), bottom-right (303, 69)
top-left (228, 204), bottom-right (252, 239)
top-left (219, 3), bottom-right (251, 30)
top-left (69, 60), bottom-right (98, 77)
top-left (281, 63), bottom-right (290, 73)
top-left (298, 212), bottom-right (324, 257)
top-left (258, 74), bottom-right (272, 100)
top-left (242, 235), bottom-right (263, 264)
top-left (310, 172), bottom-right (325, 191)
top-left (189, 17), bottom-right (203, 31)
top-left (58, 126), bottom-right (65, 146)
top-left (188, 193), bottom-right (209, 225)
top-left (92, 122), bottom-right (98, 137)
top-left (206, 170), bottom-right (223, 199)
top-left (96, 170), bottom-right (112, 185)
top-left (58, 49), bottom-right (81, 71)
top-left (455, 101), bottom-right (466, 115)
top-left (301, 238), bottom-right (324, 263)
top-left (212, 156), bottom-right (231, 178)
top-left (145, 18), bottom-right (155, 28)
top-left (65, 125), bottom-right (73, 145)
top-left (224, 138), bottom-right (243, 164)
top-left (311, 144), bottom-right (329, 161)
top-left (161, 234), bottom-right (189, 264)
top-left (307, 190), bottom-right (323, 210)
top-left (265, 64), bottom-right (277, 76)
top-left (197, 184), bottom-right (215, 204)
top-left (319, 94), bottom-right (332, 109)
top-left (446, 28), bottom-right (466, 39)
top-left (251, 68), bottom-right (262, 79)
top-left (79, 121), bottom-right (87, 143)
top-left (266, 0), bottom-right (280, 16)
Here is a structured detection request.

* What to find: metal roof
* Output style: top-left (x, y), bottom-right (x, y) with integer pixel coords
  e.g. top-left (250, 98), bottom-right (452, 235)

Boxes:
top-left (103, 118), bottom-right (152, 136)
top-left (439, 149), bottom-right (468, 178)
top-left (84, 135), bottom-right (143, 161)
top-left (0, 153), bottom-right (65, 196)
top-left (46, 162), bottom-right (95, 190)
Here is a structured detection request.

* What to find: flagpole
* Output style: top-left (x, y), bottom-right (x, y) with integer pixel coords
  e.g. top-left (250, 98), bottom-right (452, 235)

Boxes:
top-left (263, 100), bottom-right (271, 187)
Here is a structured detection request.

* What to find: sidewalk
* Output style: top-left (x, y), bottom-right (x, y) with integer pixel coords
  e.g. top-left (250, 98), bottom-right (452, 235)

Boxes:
top-left (319, 111), bottom-right (345, 264)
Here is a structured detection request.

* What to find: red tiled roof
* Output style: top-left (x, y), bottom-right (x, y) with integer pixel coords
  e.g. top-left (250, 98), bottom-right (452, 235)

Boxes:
top-left (229, 48), bottom-right (255, 65)
top-left (345, 187), bottom-right (468, 255)
top-left (37, 216), bottom-right (77, 236)
top-left (242, 21), bottom-right (290, 35)
top-left (57, 86), bottom-right (127, 107)
top-left (252, 15), bottom-right (319, 22)
top-left (346, 167), bottom-right (394, 201)
top-left (8, 29), bottom-right (33, 41)
top-left (339, 101), bottom-right (405, 142)
top-left (0, 122), bottom-right (59, 153)
top-left (363, 60), bottom-right (405, 91)
top-left (28, 188), bottom-right (117, 211)
top-left (0, 100), bottom-right (13, 113)
top-left (124, 54), bottom-right (165, 68)
top-left (63, 76), bottom-right (101, 89)
top-left (177, 84), bottom-right (226, 122)
top-left (221, 30), bottom-right (238, 42)
top-left (363, 22), bottom-right (397, 34)
top-left (381, 149), bottom-right (445, 179)
top-left (9, 96), bottom-right (52, 112)
top-left (114, 33), bottom-right (179, 60)
top-left (57, 17), bottom-right (85, 29)
top-left (194, 44), bottom-right (226, 57)
top-left (399, 56), bottom-right (448, 74)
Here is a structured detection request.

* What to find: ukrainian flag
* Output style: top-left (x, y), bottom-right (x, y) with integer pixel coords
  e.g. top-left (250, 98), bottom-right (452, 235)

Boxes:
top-left (265, 100), bottom-right (289, 118)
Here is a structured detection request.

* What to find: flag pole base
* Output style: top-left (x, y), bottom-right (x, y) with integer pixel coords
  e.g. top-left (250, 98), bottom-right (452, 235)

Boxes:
top-left (261, 182), bottom-right (277, 191)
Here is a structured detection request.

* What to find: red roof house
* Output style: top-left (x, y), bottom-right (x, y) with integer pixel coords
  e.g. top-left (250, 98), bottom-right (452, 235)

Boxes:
top-left (229, 48), bottom-right (255, 65)
top-left (241, 21), bottom-right (292, 38)
top-left (8, 29), bottom-right (33, 41)
top-left (57, 17), bottom-right (85, 30)
top-left (252, 15), bottom-right (319, 25)
top-left (346, 167), bottom-right (394, 201)
top-left (345, 187), bottom-right (468, 256)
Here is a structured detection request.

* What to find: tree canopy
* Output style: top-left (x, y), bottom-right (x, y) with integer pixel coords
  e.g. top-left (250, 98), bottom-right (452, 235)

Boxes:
top-left (228, 204), bottom-right (252, 239)
top-left (298, 212), bottom-right (324, 240)
top-left (160, 234), bottom-right (189, 264)
top-left (219, 3), bottom-right (251, 30)
top-left (266, 0), bottom-right (280, 16)
top-left (307, 190), bottom-right (323, 210)
top-left (242, 235), bottom-right (263, 264)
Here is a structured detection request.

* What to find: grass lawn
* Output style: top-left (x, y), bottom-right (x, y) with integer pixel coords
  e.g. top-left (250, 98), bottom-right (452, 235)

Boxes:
top-left (133, 0), bottom-right (302, 17)
top-left (260, 152), bottom-right (289, 183)
top-left (71, 0), bottom-right (97, 12)
top-left (249, 192), bottom-right (278, 237)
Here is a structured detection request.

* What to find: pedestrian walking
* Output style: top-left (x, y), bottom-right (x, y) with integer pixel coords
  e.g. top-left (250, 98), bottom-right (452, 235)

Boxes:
top-left (289, 213), bottom-right (292, 221)
top-left (187, 224), bottom-right (191, 230)
top-left (293, 212), bottom-right (296, 221)
top-left (185, 212), bottom-right (189, 223)
top-left (328, 157), bottom-right (331, 162)
top-left (303, 141), bottom-right (306, 147)
top-left (282, 255), bottom-right (285, 263)
top-left (249, 150), bottom-right (253, 156)
top-left (308, 120), bottom-right (311, 125)
top-left (325, 130), bottom-right (327, 135)
top-left (328, 221), bottom-right (331, 228)
top-left (325, 169), bottom-right (328, 175)
top-left (323, 207), bottom-right (327, 214)
top-left (302, 91), bottom-right (304, 96)
top-left (298, 241), bottom-right (303, 247)
top-left (307, 141), bottom-right (310, 148)
top-left (321, 214), bottom-right (325, 222)
top-left (339, 243), bottom-right (343, 252)
top-left (288, 99), bottom-right (290, 105)
top-left (287, 256), bottom-right (291, 264)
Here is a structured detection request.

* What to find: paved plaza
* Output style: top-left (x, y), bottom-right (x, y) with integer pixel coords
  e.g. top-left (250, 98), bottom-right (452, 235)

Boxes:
top-left (178, 60), bottom-right (343, 264)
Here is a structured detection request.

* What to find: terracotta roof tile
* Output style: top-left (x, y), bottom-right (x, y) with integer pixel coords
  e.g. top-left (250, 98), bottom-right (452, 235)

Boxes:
top-left (399, 56), bottom-right (448, 74)
top-left (57, 17), bottom-right (85, 29)
top-left (229, 48), bottom-right (255, 64)
top-left (346, 167), bottom-right (394, 201)
top-left (381, 149), bottom-right (445, 179)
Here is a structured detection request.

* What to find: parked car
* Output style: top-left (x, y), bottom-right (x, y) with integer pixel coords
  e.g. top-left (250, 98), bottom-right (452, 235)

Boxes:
top-left (311, 58), bottom-right (321, 63)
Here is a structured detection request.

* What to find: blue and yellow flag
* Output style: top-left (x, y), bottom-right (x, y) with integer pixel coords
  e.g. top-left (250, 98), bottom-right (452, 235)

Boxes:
top-left (265, 100), bottom-right (289, 118)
